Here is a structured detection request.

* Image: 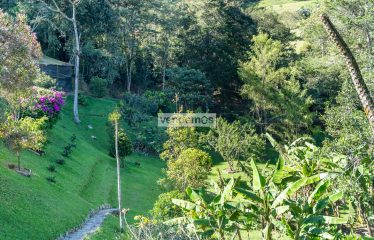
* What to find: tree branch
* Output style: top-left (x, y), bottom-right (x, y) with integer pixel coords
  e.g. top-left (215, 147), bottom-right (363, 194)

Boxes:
top-left (38, 0), bottom-right (73, 22)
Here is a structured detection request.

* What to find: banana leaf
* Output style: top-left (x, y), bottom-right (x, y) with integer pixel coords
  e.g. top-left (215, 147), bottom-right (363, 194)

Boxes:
top-left (250, 160), bottom-right (265, 191)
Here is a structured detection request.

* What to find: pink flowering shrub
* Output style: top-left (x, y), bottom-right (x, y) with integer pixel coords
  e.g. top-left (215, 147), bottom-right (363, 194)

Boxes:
top-left (35, 91), bottom-right (64, 117)
top-left (22, 87), bottom-right (65, 127)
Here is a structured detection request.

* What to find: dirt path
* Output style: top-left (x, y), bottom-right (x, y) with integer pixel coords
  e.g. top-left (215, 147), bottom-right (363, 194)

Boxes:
top-left (61, 208), bottom-right (117, 240)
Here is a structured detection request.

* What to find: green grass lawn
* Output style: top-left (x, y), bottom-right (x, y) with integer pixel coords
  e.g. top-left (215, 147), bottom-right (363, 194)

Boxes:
top-left (254, 0), bottom-right (317, 14)
top-left (0, 96), bottom-right (164, 240)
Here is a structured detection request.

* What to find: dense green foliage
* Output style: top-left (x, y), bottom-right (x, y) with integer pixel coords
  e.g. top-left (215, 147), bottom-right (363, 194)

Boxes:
top-left (203, 117), bottom-right (265, 171)
top-left (0, 0), bottom-right (373, 239)
top-left (169, 143), bottom-right (350, 239)
top-left (0, 116), bottom-right (46, 169)
top-left (167, 148), bottom-right (212, 190)
top-left (109, 128), bottom-right (133, 164)
top-left (160, 113), bottom-right (199, 162)
top-left (239, 33), bottom-right (312, 140)
top-left (165, 67), bottom-right (212, 111)
top-left (90, 76), bottom-right (108, 98)
top-left (151, 190), bottom-right (185, 221)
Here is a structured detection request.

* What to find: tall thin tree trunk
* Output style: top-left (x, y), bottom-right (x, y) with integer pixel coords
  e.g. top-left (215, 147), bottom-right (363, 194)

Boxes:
top-left (72, 6), bottom-right (80, 124)
top-left (126, 63), bottom-right (132, 93)
top-left (115, 120), bottom-right (124, 231)
top-left (162, 65), bottom-right (166, 91)
top-left (321, 14), bottom-right (374, 134)
top-left (16, 151), bottom-right (20, 170)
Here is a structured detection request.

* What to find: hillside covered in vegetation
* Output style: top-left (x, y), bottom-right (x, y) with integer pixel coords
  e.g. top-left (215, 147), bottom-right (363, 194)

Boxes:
top-left (0, 0), bottom-right (373, 239)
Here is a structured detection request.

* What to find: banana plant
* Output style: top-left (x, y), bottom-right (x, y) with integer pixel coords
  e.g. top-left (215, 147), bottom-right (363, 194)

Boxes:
top-left (278, 179), bottom-right (348, 239)
top-left (167, 178), bottom-right (244, 240)
top-left (235, 159), bottom-right (330, 240)
top-left (266, 133), bottom-right (345, 184)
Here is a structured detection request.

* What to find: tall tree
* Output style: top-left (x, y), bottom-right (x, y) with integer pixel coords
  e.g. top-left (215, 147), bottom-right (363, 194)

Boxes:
top-left (37, 0), bottom-right (82, 123)
top-left (148, 0), bottom-right (180, 90)
top-left (176, 0), bottom-right (256, 112)
top-left (321, 13), bottom-right (374, 134)
top-left (109, 110), bottom-right (124, 231)
top-left (165, 67), bottom-right (212, 111)
top-left (0, 11), bottom-right (41, 116)
top-left (110, 0), bottom-right (149, 93)
top-left (239, 33), bottom-right (313, 140)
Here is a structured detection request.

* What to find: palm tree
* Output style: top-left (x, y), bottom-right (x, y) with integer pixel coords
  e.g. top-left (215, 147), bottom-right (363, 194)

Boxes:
top-left (320, 13), bottom-right (374, 134)
top-left (109, 111), bottom-right (124, 231)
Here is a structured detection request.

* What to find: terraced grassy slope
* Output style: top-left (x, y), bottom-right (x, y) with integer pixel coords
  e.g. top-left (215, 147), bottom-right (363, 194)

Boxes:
top-left (0, 96), bottom-right (164, 240)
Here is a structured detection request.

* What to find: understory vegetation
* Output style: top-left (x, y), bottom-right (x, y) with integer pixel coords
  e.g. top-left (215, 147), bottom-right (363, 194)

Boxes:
top-left (0, 0), bottom-right (373, 239)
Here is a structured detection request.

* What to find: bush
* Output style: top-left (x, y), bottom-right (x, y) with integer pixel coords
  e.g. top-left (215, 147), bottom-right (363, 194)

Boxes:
top-left (55, 159), bottom-right (65, 165)
top-left (70, 134), bottom-right (77, 147)
top-left (165, 67), bottom-right (212, 111)
top-left (46, 176), bottom-right (56, 183)
top-left (89, 76), bottom-right (107, 98)
top-left (143, 90), bottom-right (169, 112)
top-left (47, 165), bottom-right (56, 172)
top-left (202, 117), bottom-right (265, 171)
top-left (33, 72), bottom-right (56, 89)
top-left (78, 93), bottom-right (88, 106)
top-left (62, 144), bottom-right (73, 158)
top-left (133, 125), bottom-right (167, 155)
top-left (151, 190), bottom-right (185, 221)
top-left (109, 128), bottom-right (133, 159)
top-left (167, 148), bottom-right (212, 190)
top-left (126, 216), bottom-right (196, 240)
top-left (21, 87), bottom-right (65, 128)
top-left (120, 93), bottom-right (158, 126)
top-left (160, 113), bottom-right (199, 161)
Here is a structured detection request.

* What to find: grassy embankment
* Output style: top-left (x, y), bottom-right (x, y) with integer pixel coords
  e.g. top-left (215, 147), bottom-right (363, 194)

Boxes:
top-left (0, 96), bottom-right (164, 240)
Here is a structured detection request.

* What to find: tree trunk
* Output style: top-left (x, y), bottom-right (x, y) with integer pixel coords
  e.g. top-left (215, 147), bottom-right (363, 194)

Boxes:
top-left (72, 6), bottom-right (80, 124)
top-left (126, 63), bottom-right (132, 93)
top-left (358, 197), bottom-right (373, 236)
top-left (115, 120), bottom-right (124, 231)
top-left (16, 151), bottom-right (21, 170)
top-left (162, 65), bottom-right (166, 91)
top-left (320, 14), bottom-right (374, 134)
top-left (219, 229), bottom-right (225, 240)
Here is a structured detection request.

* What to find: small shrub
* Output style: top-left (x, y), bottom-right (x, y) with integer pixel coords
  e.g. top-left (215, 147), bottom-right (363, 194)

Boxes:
top-left (21, 87), bottom-right (65, 128)
top-left (89, 76), bottom-right (107, 98)
top-left (167, 148), bottom-right (212, 190)
top-left (47, 165), bottom-right (56, 172)
top-left (151, 190), bottom-right (185, 221)
top-left (46, 176), bottom-right (56, 183)
top-left (55, 159), bottom-right (65, 165)
top-left (120, 93), bottom-right (158, 125)
top-left (78, 93), bottom-right (88, 106)
top-left (70, 134), bottom-right (77, 147)
top-left (62, 145), bottom-right (73, 158)
top-left (109, 128), bottom-right (133, 160)
top-left (143, 90), bottom-right (169, 112)
top-left (133, 126), bottom-right (167, 155)
top-left (71, 134), bottom-right (77, 143)
top-left (127, 217), bottom-right (195, 240)
top-left (61, 150), bottom-right (69, 158)
top-left (34, 72), bottom-right (56, 89)
top-left (297, 7), bottom-right (311, 19)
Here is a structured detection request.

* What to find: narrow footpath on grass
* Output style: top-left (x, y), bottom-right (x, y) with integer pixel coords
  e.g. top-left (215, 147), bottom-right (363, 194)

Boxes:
top-left (61, 208), bottom-right (117, 240)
